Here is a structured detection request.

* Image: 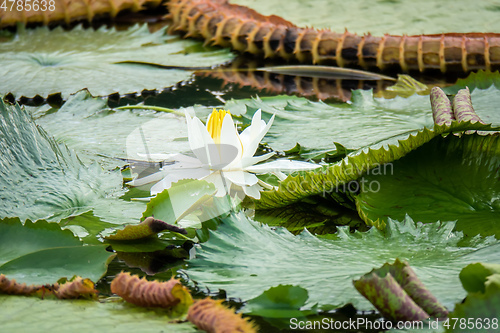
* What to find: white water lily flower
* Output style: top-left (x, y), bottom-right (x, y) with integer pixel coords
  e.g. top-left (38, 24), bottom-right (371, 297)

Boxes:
top-left (128, 109), bottom-right (320, 199)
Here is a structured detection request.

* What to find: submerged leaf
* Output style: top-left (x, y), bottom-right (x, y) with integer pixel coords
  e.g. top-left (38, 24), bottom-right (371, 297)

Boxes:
top-left (258, 65), bottom-right (395, 81)
top-left (381, 74), bottom-right (430, 99)
top-left (0, 24), bottom-right (233, 98)
top-left (184, 213), bottom-right (499, 309)
top-left (213, 92), bottom-right (434, 152)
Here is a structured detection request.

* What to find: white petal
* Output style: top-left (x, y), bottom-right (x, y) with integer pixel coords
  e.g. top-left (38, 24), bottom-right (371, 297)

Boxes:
top-left (172, 154), bottom-right (204, 165)
top-left (222, 170), bottom-right (259, 186)
top-left (136, 153), bottom-right (177, 162)
top-left (219, 113), bottom-right (243, 159)
top-left (272, 171), bottom-right (287, 181)
top-left (242, 183), bottom-right (263, 199)
top-left (239, 109), bottom-right (264, 146)
top-left (203, 172), bottom-right (231, 197)
top-left (241, 112), bottom-right (275, 159)
top-left (186, 116), bottom-right (215, 165)
top-left (240, 152), bottom-right (275, 168)
top-left (245, 159), bottom-right (320, 173)
top-left (127, 170), bottom-right (169, 186)
top-left (150, 168), bottom-right (211, 195)
top-left (156, 155), bottom-right (204, 171)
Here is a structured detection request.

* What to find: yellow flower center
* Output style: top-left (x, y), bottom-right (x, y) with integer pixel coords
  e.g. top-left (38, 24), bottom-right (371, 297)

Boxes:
top-left (207, 109), bottom-right (231, 143)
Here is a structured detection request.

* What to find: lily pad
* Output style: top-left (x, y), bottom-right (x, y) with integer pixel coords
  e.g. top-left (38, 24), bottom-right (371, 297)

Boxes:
top-left (243, 285), bottom-right (310, 319)
top-left (207, 91), bottom-right (434, 152)
top-left (184, 213), bottom-right (499, 310)
top-left (0, 296), bottom-right (198, 333)
top-left (443, 70), bottom-right (500, 94)
top-left (459, 263), bottom-right (500, 294)
top-left (0, 218), bottom-right (113, 285)
top-left (255, 120), bottom-right (500, 210)
top-left (0, 24), bottom-right (233, 98)
top-left (356, 133), bottom-right (500, 236)
top-left (242, 285), bottom-right (315, 329)
top-left (446, 264), bottom-right (500, 332)
top-left (34, 90), bottom-right (191, 168)
top-left (232, 0), bottom-right (500, 35)
top-left (0, 97), bottom-right (144, 225)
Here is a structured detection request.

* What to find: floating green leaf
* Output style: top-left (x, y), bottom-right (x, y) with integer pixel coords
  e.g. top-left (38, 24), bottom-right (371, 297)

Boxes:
top-left (141, 179), bottom-right (218, 226)
top-left (244, 285), bottom-right (310, 318)
top-left (59, 212), bottom-right (119, 245)
top-left (356, 134), bottom-right (500, 235)
top-left (0, 218), bottom-right (113, 285)
top-left (243, 285), bottom-right (315, 329)
top-left (0, 24), bottom-right (233, 98)
top-left (34, 90), bottom-right (191, 167)
top-left (459, 263), bottom-right (500, 294)
top-left (0, 296), bottom-right (198, 333)
top-left (218, 91), bottom-right (434, 152)
top-left (256, 121), bottom-right (500, 210)
top-left (184, 213), bottom-right (499, 310)
top-left (443, 70), bottom-right (500, 94)
top-left (0, 97), bottom-right (144, 225)
top-left (0, 218), bottom-right (81, 266)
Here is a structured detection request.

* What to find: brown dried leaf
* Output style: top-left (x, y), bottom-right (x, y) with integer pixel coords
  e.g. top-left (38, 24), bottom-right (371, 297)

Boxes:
top-left (54, 277), bottom-right (98, 299)
top-left (187, 298), bottom-right (257, 333)
top-left (110, 272), bottom-right (193, 310)
top-left (0, 274), bottom-right (39, 295)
